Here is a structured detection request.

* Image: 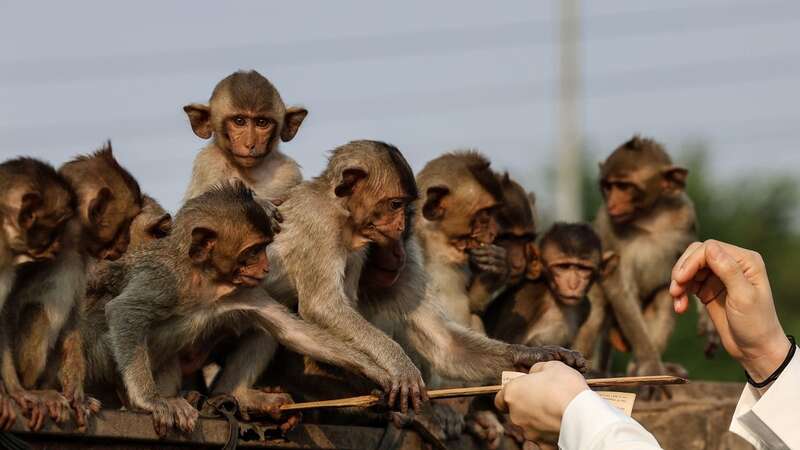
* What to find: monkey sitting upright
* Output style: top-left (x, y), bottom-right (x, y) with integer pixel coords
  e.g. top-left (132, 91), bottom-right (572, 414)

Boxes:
top-left (486, 222), bottom-right (617, 349)
top-left (0, 157), bottom-right (76, 431)
top-left (592, 136), bottom-right (712, 381)
top-left (183, 70), bottom-right (308, 202)
top-left (1, 144), bottom-right (142, 431)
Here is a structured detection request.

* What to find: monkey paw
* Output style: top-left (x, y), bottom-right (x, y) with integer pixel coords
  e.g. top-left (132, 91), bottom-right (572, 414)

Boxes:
top-left (0, 391), bottom-right (16, 431)
top-left (510, 344), bottom-right (587, 373)
top-left (12, 389), bottom-right (71, 431)
top-left (466, 410), bottom-right (504, 449)
top-left (629, 360), bottom-right (672, 401)
top-left (232, 387), bottom-right (300, 432)
top-left (385, 364), bottom-right (428, 415)
top-left (68, 393), bottom-right (101, 433)
top-left (150, 396), bottom-right (199, 437)
top-left (469, 245), bottom-right (509, 277)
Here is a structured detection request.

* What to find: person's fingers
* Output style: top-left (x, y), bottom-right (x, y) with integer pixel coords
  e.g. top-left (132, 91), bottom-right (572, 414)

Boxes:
top-left (529, 361), bottom-right (550, 373)
top-left (704, 241), bottom-right (752, 296)
top-left (673, 294), bottom-right (689, 314)
top-left (672, 242), bottom-right (708, 284)
top-left (494, 390), bottom-right (508, 413)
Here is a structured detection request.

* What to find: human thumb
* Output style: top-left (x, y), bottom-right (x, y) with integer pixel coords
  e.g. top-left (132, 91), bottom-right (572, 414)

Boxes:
top-left (705, 241), bottom-right (750, 296)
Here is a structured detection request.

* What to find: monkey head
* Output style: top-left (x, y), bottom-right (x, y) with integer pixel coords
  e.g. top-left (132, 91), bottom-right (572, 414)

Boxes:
top-left (417, 151), bottom-right (504, 255)
top-left (0, 158), bottom-right (76, 265)
top-left (538, 223), bottom-right (617, 306)
top-left (59, 143), bottom-right (143, 261)
top-left (324, 140), bottom-right (418, 251)
top-left (184, 70), bottom-right (308, 169)
top-left (493, 173), bottom-right (537, 284)
top-left (177, 181), bottom-right (275, 288)
top-left (128, 195), bottom-right (172, 252)
top-left (599, 135), bottom-right (689, 225)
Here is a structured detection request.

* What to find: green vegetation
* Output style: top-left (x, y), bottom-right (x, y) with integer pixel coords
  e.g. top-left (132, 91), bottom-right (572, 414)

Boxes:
top-left (580, 143), bottom-right (800, 381)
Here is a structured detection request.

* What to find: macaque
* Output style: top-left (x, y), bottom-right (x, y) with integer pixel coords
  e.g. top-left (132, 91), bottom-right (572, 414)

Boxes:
top-left (486, 223), bottom-right (616, 349)
top-left (469, 173), bottom-right (538, 323)
top-left (0, 158), bottom-right (75, 431)
top-left (593, 136), bottom-right (701, 379)
top-left (414, 150), bottom-right (504, 331)
top-left (128, 195), bottom-right (172, 250)
top-left (87, 181), bottom-right (389, 437)
top-left (0, 143), bottom-right (141, 431)
top-left (183, 70), bottom-right (308, 202)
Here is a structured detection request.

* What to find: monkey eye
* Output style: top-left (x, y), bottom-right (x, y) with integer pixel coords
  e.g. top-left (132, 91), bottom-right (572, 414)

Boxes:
top-left (389, 199), bottom-right (404, 211)
top-left (255, 118), bottom-right (270, 128)
top-left (233, 116), bottom-right (247, 126)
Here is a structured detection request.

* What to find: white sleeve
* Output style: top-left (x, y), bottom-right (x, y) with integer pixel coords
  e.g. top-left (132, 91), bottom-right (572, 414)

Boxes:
top-left (729, 347), bottom-right (800, 450)
top-left (558, 389), bottom-right (662, 450)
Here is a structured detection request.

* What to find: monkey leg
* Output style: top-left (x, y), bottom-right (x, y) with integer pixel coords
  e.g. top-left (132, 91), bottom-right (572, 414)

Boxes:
top-left (15, 304), bottom-right (51, 388)
top-left (572, 284), bottom-right (608, 361)
top-left (56, 320), bottom-right (101, 432)
top-left (642, 289), bottom-right (676, 356)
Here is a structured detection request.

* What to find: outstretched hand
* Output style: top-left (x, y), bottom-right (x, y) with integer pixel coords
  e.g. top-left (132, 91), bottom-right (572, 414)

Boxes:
top-left (670, 240), bottom-right (791, 381)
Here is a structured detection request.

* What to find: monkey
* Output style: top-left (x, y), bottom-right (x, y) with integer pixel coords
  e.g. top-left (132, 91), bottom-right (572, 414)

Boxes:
top-left (0, 157), bottom-right (76, 431)
top-left (87, 181), bottom-right (396, 437)
top-left (592, 135), bottom-right (704, 382)
top-left (128, 195), bottom-right (172, 250)
top-left (414, 150), bottom-right (505, 333)
top-left (0, 143), bottom-right (141, 431)
top-left (261, 142), bottom-right (584, 420)
top-left (468, 173), bottom-right (538, 325)
top-left (486, 223), bottom-right (617, 348)
top-left (183, 70), bottom-right (308, 203)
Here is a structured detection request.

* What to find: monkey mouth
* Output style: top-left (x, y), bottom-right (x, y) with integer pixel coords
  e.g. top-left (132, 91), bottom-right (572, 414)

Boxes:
top-left (608, 211), bottom-right (634, 223)
top-left (235, 274), bottom-right (265, 287)
top-left (559, 295), bottom-right (584, 305)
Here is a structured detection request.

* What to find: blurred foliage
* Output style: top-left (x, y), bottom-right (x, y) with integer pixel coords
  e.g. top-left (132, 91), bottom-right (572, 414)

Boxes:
top-left (580, 142), bottom-right (800, 381)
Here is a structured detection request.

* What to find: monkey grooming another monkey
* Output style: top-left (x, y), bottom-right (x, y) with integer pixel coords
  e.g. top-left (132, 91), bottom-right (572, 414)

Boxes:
top-left (0, 144), bottom-right (141, 431)
top-left (0, 158), bottom-right (76, 431)
top-left (91, 181), bottom-right (391, 437)
top-left (468, 173), bottom-right (538, 326)
top-left (414, 151), bottom-right (505, 332)
top-left (593, 135), bottom-right (700, 384)
top-left (183, 70), bottom-right (308, 203)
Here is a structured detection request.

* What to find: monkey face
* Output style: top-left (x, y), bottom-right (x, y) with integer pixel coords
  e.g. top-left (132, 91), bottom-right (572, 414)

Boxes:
top-left (359, 197), bottom-right (408, 246)
top-left (495, 228), bottom-right (536, 283)
top-left (600, 176), bottom-right (645, 224)
top-left (231, 241), bottom-right (271, 287)
top-left (541, 244), bottom-right (598, 306)
top-left (5, 187), bottom-right (74, 264)
top-left (224, 115), bottom-right (277, 167)
top-left (362, 239), bottom-right (407, 288)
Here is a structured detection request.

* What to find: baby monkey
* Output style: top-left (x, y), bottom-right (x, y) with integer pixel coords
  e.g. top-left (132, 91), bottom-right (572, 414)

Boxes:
top-left (487, 223), bottom-right (617, 349)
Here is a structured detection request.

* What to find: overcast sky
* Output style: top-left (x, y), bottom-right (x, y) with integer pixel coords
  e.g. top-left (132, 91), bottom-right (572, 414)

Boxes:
top-left (1, 0), bottom-right (798, 214)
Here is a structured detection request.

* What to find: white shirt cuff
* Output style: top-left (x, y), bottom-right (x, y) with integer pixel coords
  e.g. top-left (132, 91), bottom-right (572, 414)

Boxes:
top-left (730, 347), bottom-right (800, 449)
top-left (559, 389), bottom-right (661, 450)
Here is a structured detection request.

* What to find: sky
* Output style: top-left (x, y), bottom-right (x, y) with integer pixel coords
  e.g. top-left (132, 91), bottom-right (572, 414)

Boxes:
top-left (1, 0), bottom-right (798, 214)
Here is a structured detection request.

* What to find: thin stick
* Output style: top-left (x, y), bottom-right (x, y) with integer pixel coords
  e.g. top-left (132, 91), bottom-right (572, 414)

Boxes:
top-left (279, 375), bottom-right (687, 412)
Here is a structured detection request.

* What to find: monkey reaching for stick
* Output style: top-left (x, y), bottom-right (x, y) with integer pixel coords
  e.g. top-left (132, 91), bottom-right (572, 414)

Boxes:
top-left (183, 70), bottom-right (308, 203)
top-left (0, 158), bottom-right (76, 431)
top-left (0, 144), bottom-right (141, 431)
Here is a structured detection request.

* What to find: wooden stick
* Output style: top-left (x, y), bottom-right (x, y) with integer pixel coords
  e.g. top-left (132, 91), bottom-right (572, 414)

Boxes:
top-left (279, 375), bottom-right (687, 412)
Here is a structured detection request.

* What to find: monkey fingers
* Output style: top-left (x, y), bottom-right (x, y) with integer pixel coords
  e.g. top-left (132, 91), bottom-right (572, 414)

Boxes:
top-left (511, 344), bottom-right (587, 373)
top-left (0, 393), bottom-right (16, 431)
top-left (466, 410), bottom-right (504, 450)
top-left (70, 395), bottom-right (101, 432)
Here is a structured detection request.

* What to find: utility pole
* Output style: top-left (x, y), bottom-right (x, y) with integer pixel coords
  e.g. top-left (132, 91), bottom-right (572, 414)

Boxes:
top-left (555, 0), bottom-right (583, 221)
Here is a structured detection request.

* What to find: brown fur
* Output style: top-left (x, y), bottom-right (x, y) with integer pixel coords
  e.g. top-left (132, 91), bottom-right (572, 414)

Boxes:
top-left (183, 70), bottom-right (307, 202)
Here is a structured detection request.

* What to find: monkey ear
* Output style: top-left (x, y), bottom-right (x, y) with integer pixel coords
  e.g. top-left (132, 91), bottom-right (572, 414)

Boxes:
top-left (281, 107), bottom-right (308, 142)
top-left (525, 243), bottom-right (543, 281)
top-left (334, 167), bottom-right (368, 197)
top-left (183, 104), bottom-right (213, 139)
top-left (601, 250), bottom-right (619, 279)
top-left (17, 192), bottom-right (42, 230)
top-left (661, 166), bottom-right (689, 194)
top-left (189, 227), bottom-right (217, 263)
top-left (422, 186), bottom-right (450, 221)
top-left (147, 214), bottom-right (172, 239)
top-left (88, 187), bottom-right (113, 227)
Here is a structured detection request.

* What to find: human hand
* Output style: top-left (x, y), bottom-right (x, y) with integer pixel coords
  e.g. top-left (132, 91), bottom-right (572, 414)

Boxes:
top-left (494, 361), bottom-right (588, 436)
top-left (670, 240), bottom-right (791, 381)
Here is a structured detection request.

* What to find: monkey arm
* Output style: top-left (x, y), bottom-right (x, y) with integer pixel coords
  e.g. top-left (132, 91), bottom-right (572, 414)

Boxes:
top-left (468, 273), bottom-right (507, 315)
top-left (222, 289), bottom-right (392, 389)
top-left (105, 272), bottom-right (174, 410)
top-left (572, 284), bottom-right (608, 358)
top-left (601, 267), bottom-right (662, 370)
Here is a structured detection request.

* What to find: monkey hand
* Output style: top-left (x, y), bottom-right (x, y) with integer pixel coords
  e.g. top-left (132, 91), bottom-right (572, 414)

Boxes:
top-left (232, 387), bottom-right (300, 434)
top-left (149, 396), bottom-right (199, 437)
top-left (9, 389), bottom-right (70, 431)
top-left (629, 359), bottom-right (672, 400)
top-left (509, 344), bottom-right (587, 373)
top-left (256, 198), bottom-right (284, 235)
top-left (63, 386), bottom-right (101, 432)
top-left (466, 409), bottom-right (504, 449)
top-left (389, 402), bottom-right (461, 443)
top-left (469, 245), bottom-right (509, 278)
top-left (0, 386), bottom-right (16, 431)
top-left (383, 359), bottom-right (428, 415)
